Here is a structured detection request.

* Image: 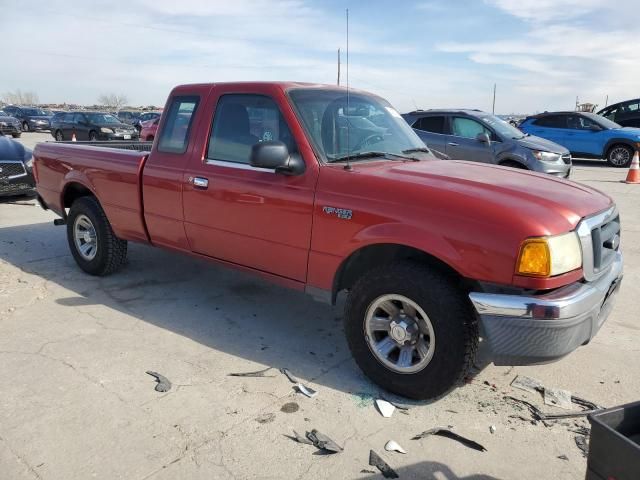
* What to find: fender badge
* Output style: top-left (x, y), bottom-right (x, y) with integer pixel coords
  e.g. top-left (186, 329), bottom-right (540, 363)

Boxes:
top-left (323, 206), bottom-right (352, 220)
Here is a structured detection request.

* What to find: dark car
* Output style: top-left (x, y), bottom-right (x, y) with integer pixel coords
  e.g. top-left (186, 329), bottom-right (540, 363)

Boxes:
top-left (0, 136), bottom-right (34, 197)
top-left (132, 111), bottom-right (161, 131)
top-left (117, 110), bottom-right (141, 125)
top-left (403, 109), bottom-right (571, 177)
top-left (2, 106), bottom-right (52, 132)
top-left (0, 110), bottom-right (22, 138)
top-left (597, 98), bottom-right (640, 128)
top-left (50, 111), bottom-right (139, 141)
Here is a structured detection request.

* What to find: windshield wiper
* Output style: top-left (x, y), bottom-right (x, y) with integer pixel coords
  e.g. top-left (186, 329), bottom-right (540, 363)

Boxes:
top-left (328, 151), bottom-right (420, 163)
top-left (401, 147), bottom-right (430, 155)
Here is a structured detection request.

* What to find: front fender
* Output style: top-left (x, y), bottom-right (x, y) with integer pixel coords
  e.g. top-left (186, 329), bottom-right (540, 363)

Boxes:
top-left (602, 137), bottom-right (639, 157)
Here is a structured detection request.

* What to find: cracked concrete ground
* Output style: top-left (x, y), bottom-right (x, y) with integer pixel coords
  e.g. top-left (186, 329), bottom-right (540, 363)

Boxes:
top-left (1, 133), bottom-right (639, 479)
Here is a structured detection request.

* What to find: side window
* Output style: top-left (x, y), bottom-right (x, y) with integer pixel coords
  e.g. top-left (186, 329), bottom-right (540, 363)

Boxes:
top-left (414, 116), bottom-right (445, 134)
top-left (73, 113), bottom-right (85, 124)
top-left (533, 116), bottom-right (566, 128)
top-left (157, 96), bottom-right (199, 154)
top-left (207, 94), bottom-right (298, 165)
top-left (451, 117), bottom-right (490, 139)
top-left (566, 115), bottom-right (596, 130)
top-left (602, 107), bottom-right (617, 121)
top-left (63, 113), bottom-right (74, 122)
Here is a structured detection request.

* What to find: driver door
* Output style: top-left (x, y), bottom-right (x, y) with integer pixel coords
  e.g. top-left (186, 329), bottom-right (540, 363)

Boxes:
top-left (446, 117), bottom-right (495, 163)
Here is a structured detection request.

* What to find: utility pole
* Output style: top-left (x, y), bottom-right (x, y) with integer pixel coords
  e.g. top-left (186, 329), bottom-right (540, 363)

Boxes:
top-left (337, 48), bottom-right (341, 86)
top-left (604, 94), bottom-right (609, 107)
top-left (492, 83), bottom-right (496, 114)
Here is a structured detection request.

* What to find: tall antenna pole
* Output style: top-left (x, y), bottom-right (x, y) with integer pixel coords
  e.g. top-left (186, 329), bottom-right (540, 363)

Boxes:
top-left (345, 8), bottom-right (352, 170)
top-left (337, 48), bottom-right (341, 86)
top-left (604, 94), bottom-right (608, 107)
top-left (492, 83), bottom-right (496, 114)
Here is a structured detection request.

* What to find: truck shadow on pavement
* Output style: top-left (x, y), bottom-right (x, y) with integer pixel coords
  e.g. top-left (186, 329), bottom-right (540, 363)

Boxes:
top-left (358, 461), bottom-right (502, 479)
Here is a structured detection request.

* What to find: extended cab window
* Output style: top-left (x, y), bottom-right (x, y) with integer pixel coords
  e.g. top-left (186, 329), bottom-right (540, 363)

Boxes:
top-left (533, 116), bottom-right (566, 128)
top-left (451, 117), bottom-right (491, 139)
top-left (158, 96), bottom-right (199, 154)
top-left (414, 116), bottom-right (445, 134)
top-left (207, 94), bottom-right (298, 165)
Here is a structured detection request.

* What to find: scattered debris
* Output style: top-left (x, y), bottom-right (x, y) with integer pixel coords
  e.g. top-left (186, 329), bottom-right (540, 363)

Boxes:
top-left (281, 402), bottom-right (300, 414)
top-left (575, 435), bottom-right (589, 457)
top-left (360, 469), bottom-right (377, 474)
top-left (279, 367), bottom-right (299, 384)
top-left (544, 387), bottom-right (573, 410)
top-left (384, 440), bottom-right (407, 454)
top-left (289, 430), bottom-right (313, 445)
top-left (256, 413), bottom-right (275, 424)
top-left (369, 450), bottom-right (399, 479)
top-left (306, 429), bottom-right (343, 453)
top-left (375, 399), bottom-right (396, 418)
top-left (557, 454), bottom-right (569, 461)
top-left (295, 384), bottom-right (318, 398)
top-left (568, 426), bottom-right (590, 436)
top-left (380, 396), bottom-right (411, 411)
top-left (146, 371), bottom-right (171, 392)
top-left (511, 375), bottom-right (543, 394)
top-left (504, 396), bottom-right (601, 422)
top-left (489, 425), bottom-right (496, 434)
top-left (228, 367), bottom-right (275, 377)
top-left (353, 392), bottom-right (376, 408)
top-left (412, 427), bottom-right (487, 452)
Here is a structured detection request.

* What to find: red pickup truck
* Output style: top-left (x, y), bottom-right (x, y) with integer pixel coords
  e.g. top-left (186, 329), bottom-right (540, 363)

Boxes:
top-left (33, 82), bottom-right (623, 400)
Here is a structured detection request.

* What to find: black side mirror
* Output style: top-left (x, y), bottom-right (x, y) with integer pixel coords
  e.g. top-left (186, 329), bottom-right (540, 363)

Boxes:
top-left (476, 132), bottom-right (491, 144)
top-left (250, 141), bottom-right (304, 175)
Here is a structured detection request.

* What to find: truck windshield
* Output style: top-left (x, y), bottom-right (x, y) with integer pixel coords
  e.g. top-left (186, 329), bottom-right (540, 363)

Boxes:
top-left (288, 88), bottom-right (432, 162)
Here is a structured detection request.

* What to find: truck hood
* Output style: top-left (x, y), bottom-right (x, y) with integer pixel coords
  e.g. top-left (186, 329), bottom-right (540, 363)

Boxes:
top-left (516, 135), bottom-right (569, 154)
top-left (358, 159), bottom-right (612, 231)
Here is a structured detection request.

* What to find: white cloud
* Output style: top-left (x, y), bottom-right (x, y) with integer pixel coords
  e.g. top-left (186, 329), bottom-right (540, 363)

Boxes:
top-left (484, 0), bottom-right (607, 22)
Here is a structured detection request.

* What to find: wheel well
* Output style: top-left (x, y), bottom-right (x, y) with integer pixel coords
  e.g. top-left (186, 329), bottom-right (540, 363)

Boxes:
top-left (605, 142), bottom-right (633, 157)
top-left (332, 243), bottom-right (466, 303)
top-left (63, 183), bottom-right (94, 209)
top-left (499, 159), bottom-right (527, 169)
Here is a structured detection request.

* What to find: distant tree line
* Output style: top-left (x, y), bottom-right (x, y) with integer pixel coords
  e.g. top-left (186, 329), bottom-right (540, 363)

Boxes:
top-left (2, 89), bottom-right (39, 105)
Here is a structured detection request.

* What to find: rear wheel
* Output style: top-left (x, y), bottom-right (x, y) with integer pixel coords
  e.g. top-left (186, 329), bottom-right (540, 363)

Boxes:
top-left (55, 130), bottom-right (63, 141)
top-left (66, 196), bottom-right (127, 276)
top-left (606, 144), bottom-right (633, 168)
top-left (22, 122), bottom-right (29, 132)
top-left (89, 130), bottom-right (98, 141)
top-left (344, 262), bottom-right (478, 400)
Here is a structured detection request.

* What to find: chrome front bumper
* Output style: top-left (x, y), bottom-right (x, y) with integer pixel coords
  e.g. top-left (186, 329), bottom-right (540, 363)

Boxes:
top-left (469, 251), bottom-right (623, 365)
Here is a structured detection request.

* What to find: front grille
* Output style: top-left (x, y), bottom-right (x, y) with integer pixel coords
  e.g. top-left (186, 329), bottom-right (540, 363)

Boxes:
top-left (0, 161), bottom-right (26, 179)
top-left (577, 206), bottom-right (620, 281)
top-left (562, 154), bottom-right (572, 165)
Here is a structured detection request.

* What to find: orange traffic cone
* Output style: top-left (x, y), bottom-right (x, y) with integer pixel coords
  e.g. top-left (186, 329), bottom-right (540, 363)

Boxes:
top-left (71, 133), bottom-right (77, 142)
top-left (625, 151), bottom-right (640, 184)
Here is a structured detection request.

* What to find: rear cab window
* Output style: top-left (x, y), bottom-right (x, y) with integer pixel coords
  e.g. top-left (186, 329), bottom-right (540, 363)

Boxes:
top-left (158, 96), bottom-right (199, 154)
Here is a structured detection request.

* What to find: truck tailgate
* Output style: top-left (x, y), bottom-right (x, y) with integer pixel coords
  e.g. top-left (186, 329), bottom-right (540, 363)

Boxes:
top-left (34, 142), bottom-right (149, 243)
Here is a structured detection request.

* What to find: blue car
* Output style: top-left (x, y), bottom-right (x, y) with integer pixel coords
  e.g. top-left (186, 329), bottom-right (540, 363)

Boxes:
top-left (519, 111), bottom-right (640, 167)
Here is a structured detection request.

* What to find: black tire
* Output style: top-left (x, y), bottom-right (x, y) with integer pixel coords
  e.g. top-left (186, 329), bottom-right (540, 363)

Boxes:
top-left (89, 130), bottom-right (98, 141)
top-left (500, 160), bottom-right (527, 169)
top-left (55, 130), bottom-right (63, 141)
top-left (147, 135), bottom-right (154, 141)
top-left (606, 144), bottom-right (633, 168)
top-left (344, 262), bottom-right (478, 400)
top-left (66, 196), bottom-right (127, 276)
top-left (12, 133), bottom-right (21, 138)
top-left (22, 122), bottom-right (29, 132)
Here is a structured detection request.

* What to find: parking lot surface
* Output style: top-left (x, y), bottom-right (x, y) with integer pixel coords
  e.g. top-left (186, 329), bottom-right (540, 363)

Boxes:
top-left (1, 132), bottom-right (639, 479)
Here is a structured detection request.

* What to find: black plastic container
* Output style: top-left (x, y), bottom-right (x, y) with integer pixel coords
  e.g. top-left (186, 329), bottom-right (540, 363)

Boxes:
top-left (586, 400), bottom-right (640, 480)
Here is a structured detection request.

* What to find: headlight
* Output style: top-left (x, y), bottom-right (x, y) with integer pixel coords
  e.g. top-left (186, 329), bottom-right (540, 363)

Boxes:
top-left (516, 232), bottom-right (582, 277)
top-left (532, 150), bottom-right (561, 162)
top-left (100, 127), bottom-right (114, 133)
top-left (24, 156), bottom-right (34, 170)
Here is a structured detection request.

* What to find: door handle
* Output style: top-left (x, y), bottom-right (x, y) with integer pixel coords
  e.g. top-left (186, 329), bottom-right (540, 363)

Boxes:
top-left (189, 176), bottom-right (209, 189)
top-left (447, 142), bottom-right (459, 146)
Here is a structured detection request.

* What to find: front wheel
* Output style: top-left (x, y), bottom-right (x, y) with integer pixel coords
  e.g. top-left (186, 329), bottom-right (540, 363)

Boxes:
top-left (12, 133), bottom-right (21, 138)
top-left (89, 131), bottom-right (98, 141)
top-left (22, 122), bottom-right (29, 132)
top-left (55, 130), bottom-right (63, 141)
top-left (344, 262), bottom-right (478, 400)
top-left (606, 144), bottom-right (633, 168)
top-left (66, 196), bottom-right (127, 276)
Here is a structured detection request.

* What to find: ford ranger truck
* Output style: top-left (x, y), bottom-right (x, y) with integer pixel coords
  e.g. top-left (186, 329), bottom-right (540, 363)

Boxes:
top-left (32, 82), bottom-right (623, 400)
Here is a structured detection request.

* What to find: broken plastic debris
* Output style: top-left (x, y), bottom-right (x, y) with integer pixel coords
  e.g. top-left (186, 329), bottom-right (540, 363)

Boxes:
top-left (411, 427), bottom-right (487, 452)
top-left (306, 429), bottom-right (343, 453)
top-left (505, 396), bottom-right (601, 422)
top-left (146, 371), bottom-right (171, 392)
top-left (291, 430), bottom-right (313, 445)
top-left (384, 440), bottom-right (407, 454)
top-left (489, 425), bottom-right (496, 434)
top-left (295, 383), bottom-right (318, 398)
top-left (279, 367), bottom-right (299, 384)
top-left (557, 454), bottom-right (569, 461)
top-left (544, 387), bottom-right (573, 410)
top-left (228, 367), bottom-right (275, 377)
top-left (369, 449), bottom-right (399, 478)
top-left (511, 375), bottom-right (543, 394)
top-left (380, 396), bottom-right (411, 411)
top-left (375, 399), bottom-right (396, 418)
top-left (575, 435), bottom-right (589, 457)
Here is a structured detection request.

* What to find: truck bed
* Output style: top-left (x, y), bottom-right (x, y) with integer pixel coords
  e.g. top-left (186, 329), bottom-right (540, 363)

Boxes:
top-left (34, 141), bottom-right (150, 243)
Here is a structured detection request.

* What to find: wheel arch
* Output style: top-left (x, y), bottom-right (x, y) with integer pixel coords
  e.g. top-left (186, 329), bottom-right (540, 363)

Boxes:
top-left (61, 181), bottom-right (97, 217)
top-left (603, 138), bottom-right (638, 158)
top-left (498, 157), bottom-right (528, 169)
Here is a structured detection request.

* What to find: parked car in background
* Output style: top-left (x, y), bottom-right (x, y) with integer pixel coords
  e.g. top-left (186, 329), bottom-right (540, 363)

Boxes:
top-left (519, 111), bottom-right (640, 167)
top-left (2, 106), bottom-right (52, 132)
top-left (132, 111), bottom-right (161, 132)
top-left (139, 117), bottom-right (159, 141)
top-left (117, 110), bottom-right (141, 125)
top-left (597, 98), bottom-right (640, 128)
top-left (403, 109), bottom-right (572, 177)
top-left (0, 136), bottom-right (34, 196)
top-left (50, 111), bottom-right (139, 141)
top-left (0, 110), bottom-right (22, 138)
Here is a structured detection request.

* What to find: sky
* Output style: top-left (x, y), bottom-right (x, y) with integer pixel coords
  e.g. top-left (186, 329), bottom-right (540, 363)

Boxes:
top-left (1, 0), bottom-right (637, 114)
